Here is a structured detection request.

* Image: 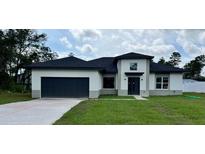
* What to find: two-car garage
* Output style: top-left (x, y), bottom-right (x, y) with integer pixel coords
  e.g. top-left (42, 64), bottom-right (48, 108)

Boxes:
top-left (41, 77), bottom-right (89, 98)
top-left (31, 69), bottom-right (101, 98)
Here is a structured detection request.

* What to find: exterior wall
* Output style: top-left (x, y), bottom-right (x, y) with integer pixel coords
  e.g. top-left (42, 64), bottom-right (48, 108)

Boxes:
top-left (149, 73), bottom-right (155, 90)
top-left (117, 59), bottom-right (149, 97)
top-left (170, 73), bottom-right (183, 90)
top-left (32, 69), bottom-right (101, 98)
top-left (149, 90), bottom-right (182, 95)
top-left (100, 89), bottom-right (117, 95)
top-left (149, 73), bottom-right (183, 96)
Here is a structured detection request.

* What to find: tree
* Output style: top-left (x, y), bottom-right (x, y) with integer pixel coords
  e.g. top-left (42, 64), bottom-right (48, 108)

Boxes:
top-left (184, 55), bottom-right (205, 79)
top-left (0, 29), bottom-right (16, 74)
top-left (69, 52), bottom-right (74, 57)
top-left (0, 29), bottom-right (58, 90)
top-left (158, 57), bottom-right (166, 64)
top-left (166, 52), bottom-right (181, 67)
top-left (9, 30), bottom-right (58, 82)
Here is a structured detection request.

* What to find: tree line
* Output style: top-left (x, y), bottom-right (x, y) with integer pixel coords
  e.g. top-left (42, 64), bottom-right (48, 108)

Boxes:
top-left (0, 29), bottom-right (58, 92)
top-left (157, 52), bottom-right (205, 81)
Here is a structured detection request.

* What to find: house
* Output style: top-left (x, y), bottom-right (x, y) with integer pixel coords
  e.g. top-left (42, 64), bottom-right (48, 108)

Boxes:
top-left (27, 52), bottom-right (184, 98)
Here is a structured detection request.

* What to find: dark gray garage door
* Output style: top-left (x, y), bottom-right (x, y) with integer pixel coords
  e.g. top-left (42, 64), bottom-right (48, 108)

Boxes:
top-left (41, 77), bottom-right (89, 98)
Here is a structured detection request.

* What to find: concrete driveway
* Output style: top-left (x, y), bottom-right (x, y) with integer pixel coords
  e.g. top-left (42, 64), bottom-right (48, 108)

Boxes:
top-left (0, 98), bottom-right (84, 125)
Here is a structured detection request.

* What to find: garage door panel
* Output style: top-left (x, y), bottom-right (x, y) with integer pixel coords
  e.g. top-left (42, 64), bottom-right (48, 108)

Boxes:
top-left (41, 77), bottom-right (89, 98)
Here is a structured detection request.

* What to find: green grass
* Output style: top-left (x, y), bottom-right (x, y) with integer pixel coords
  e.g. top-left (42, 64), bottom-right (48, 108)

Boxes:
top-left (0, 91), bottom-right (31, 105)
top-left (99, 95), bottom-right (135, 99)
top-left (54, 93), bottom-right (205, 125)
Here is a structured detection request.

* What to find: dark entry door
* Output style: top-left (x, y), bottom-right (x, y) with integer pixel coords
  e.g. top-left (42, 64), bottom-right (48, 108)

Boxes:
top-left (128, 77), bottom-right (140, 95)
top-left (41, 77), bottom-right (89, 98)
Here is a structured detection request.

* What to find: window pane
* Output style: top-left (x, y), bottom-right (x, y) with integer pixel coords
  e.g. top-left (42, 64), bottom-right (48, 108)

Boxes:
top-left (103, 77), bottom-right (114, 88)
top-left (163, 83), bottom-right (168, 89)
top-left (130, 63), bottom-right (138, 70)
top-left (163, 77), bottom-right (168, 83)
top-left (156, 77), bottom-right (162, 83)
top-left (156, 83), bottom-right (161, 89)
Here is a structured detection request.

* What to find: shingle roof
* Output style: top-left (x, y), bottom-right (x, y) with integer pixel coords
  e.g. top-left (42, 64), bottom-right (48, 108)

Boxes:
top-left (27, 56), bottom-right (102, 70)
top-left (114, 52), bottom-right (154, 60)
top-left (27, 52), bottom-right (184, 74)
top-left (88, 57), bottom-right (117, 73)
top-left (150, 62), bottom-right (184, 73)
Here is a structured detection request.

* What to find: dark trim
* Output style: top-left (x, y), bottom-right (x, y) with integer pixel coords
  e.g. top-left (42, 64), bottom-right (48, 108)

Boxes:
top-left (29, 67), bottom-right (103, 71)
top-left (125, 72), bottom-right (144, 76)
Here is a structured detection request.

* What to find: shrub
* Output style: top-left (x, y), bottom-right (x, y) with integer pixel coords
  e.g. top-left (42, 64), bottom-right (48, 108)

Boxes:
top-left (10, 84), bottom-right (25, 93)
top-left (0, 72), bottom-right (12, 90)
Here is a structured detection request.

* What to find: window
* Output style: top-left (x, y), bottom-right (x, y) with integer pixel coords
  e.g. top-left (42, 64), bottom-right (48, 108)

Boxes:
top-left (103, 77), bottom-right (115, 88)
top-left (130, 63), bottom-right (138, 70)
top-left (156, 76), bottom-right (169, 89)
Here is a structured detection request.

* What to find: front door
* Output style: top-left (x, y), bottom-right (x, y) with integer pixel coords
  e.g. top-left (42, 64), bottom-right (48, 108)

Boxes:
top-left (128, 77), bottom-right (140, 95)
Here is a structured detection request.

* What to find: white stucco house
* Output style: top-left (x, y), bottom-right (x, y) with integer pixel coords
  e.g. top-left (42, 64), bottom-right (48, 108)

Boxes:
top-left (27, 52), bottom-right (184, 98)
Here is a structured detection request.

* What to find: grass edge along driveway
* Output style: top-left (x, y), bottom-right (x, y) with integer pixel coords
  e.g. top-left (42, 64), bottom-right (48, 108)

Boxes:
top-left (0, 91), bottom-right (31, 105)
top-left (54, 93), bottom-right (205, 125)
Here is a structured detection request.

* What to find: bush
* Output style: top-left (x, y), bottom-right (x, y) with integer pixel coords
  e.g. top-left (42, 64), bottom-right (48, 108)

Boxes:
top-left (193, 76), bottom-right (205, 81)
top-left (0, 72), bottom-right (12, 90)
top-left (10, 84), bottom-right (25, 93)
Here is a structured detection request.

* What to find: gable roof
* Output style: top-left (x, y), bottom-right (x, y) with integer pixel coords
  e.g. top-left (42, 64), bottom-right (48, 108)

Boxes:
top-left (114, 52), bottom-right (154, 61)
top-left (27, 52), bottom-right (184, 74)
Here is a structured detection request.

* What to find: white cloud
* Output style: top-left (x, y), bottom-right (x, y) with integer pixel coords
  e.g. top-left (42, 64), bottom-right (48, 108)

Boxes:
top-left (56, 51), bottom-right (71, 58)
top-left (152, 38), bottom-right (165, 45)
top-left (117, 30), bottom-right (176, 60)
top-left (199, 32), bottom-right (205, 44)
top-left (176, 30), bottom-right (204, 56)
top-left (59, 30), bottom-right (205, 72)
top-left (69, 29), bottom-right (102, 42)
top-left (76, 44), bottom-right (97, 53)
top-left (59, 36), bottom-right (72, 49)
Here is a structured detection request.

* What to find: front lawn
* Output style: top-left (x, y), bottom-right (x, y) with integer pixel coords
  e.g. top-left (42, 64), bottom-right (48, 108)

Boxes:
top-left (54, 93), bottom-right (205, 125)
top-left (0, 91), bottom-right (31, 105)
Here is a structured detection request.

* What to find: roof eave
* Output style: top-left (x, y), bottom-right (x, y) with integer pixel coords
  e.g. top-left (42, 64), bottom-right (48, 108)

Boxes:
top-left (150, 71), bottom-right (184, 74)
top-left (28, 66), bottom-right (103, 71)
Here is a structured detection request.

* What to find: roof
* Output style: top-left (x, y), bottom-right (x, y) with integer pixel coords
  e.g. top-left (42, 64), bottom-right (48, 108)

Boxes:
top-left (150, 62), bottom-right (184, 73)
top-left (114, 52), bottom-right (154, 61)
top-left (27, 56), bottom-right (102, 70)
top-left (27, 52), bottom-right (184, 74)
top-left (88, 57), bottom-right (117, 73)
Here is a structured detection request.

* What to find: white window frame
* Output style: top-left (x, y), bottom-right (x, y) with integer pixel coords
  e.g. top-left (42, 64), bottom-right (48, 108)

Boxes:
top-left (155, 75), bottom-right (169, 90)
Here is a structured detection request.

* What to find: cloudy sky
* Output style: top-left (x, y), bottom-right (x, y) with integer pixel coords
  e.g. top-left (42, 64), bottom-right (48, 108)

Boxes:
top-left (37, 29), bottom-right (205, 75)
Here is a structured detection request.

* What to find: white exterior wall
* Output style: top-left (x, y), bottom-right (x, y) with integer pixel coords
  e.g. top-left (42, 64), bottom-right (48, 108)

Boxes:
top-left (32, 69), bottom-right (101, 98)
top-left (149, 73), bottom-right (155, 90)
top-left (170, 73), bottom-right (183, 90)
top-left (117, 59), bottom-right (149, 96)
top-left (149, 73), bottom-right (183, 91)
